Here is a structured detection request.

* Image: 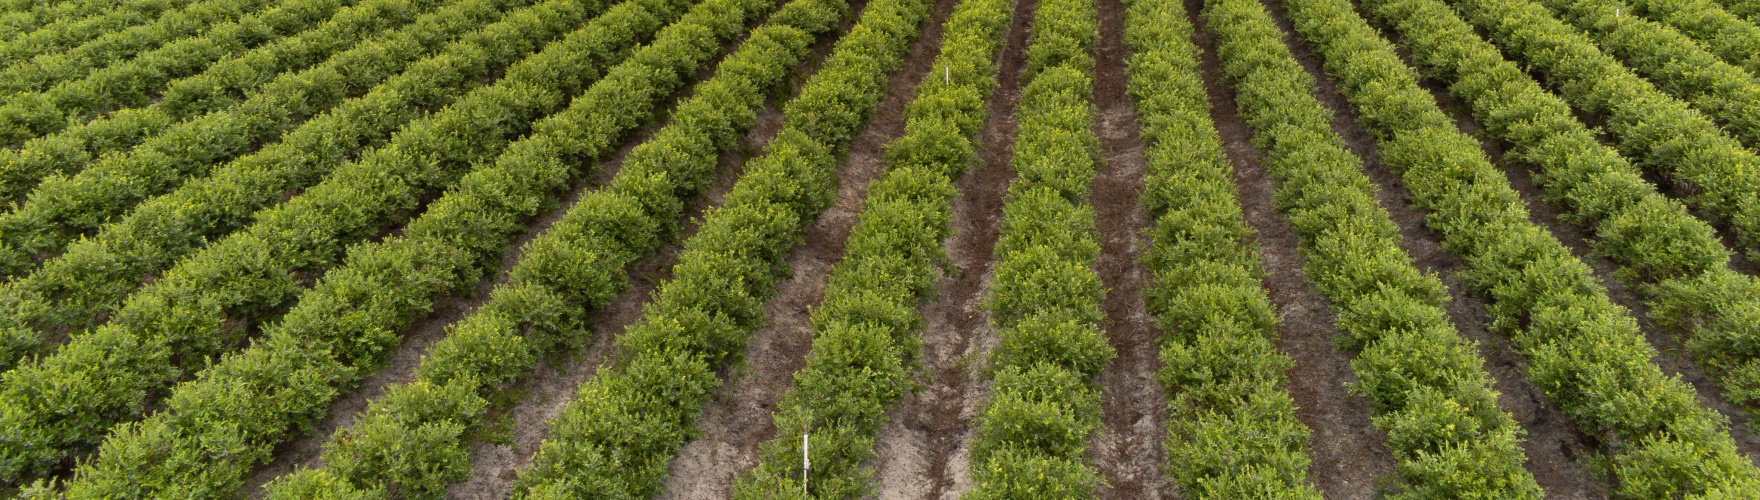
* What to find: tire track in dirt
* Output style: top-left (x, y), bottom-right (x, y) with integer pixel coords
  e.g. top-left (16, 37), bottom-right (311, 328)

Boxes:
top-left (869, 0), bottom-right (1031, 496)
top-left (1087, 0), bottom-right (1170, 497)
top-left (1258, 0), bottom-right (1613, 494)
top-left (1186, 0), bottom-right (1397, 497)
top-left (651, 0), bottom-right (960, 494)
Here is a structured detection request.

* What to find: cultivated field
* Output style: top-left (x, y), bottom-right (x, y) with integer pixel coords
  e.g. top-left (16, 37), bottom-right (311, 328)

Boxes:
top-left (0, 0), bottom-right (1759, 496)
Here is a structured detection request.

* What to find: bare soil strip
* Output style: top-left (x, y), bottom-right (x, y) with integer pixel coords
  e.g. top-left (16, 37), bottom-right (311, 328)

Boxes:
top-left (867, 0), bottom-right (1031, 497)
top-left (650, 0), bottom-right (962, 495)
top-left (1254, 0), bottom-right (1616, 493)
top-left (1185, 0), bottom-right (1398, 496)
top-left (1087, 0), bottom-right (1171, 497)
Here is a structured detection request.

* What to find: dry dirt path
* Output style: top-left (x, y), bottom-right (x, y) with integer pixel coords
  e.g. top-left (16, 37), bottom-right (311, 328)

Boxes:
top-left (1087, 0), bottom-right (1171, 497)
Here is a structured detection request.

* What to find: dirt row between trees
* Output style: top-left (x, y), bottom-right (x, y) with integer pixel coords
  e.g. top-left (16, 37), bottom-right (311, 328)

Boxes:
top-left (1086, 0), bottom-right (1170, 497)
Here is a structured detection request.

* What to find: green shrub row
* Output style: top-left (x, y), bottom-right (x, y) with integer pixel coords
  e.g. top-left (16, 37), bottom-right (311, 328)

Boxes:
top-left (1712, 0), bottom-right (1760, 20)
top-left (1120, 0), bottom-right (1317, 496)
top-left (510, 0), bottom-right (930, 495)
top-left (263, 10), bottom-right (843, 498)
top-left (0, 1), bottom-right (425, 270)
top-left (0, 0), bottom-right (350, 146)
top-left (0, 0), bottom-right (196, 65)
top-left (1443, 0), bottom-right (1760, 262)
top-left (0, 0), bottom-right (536, 373)
top-left (1203, 0), bottom-right (1543, 495)
top-left (1620, 0), bottom-right (1760, 76)
top-left (52, 0), bottom-right (800, 496)
top-left (0, 0), bottom-right (172, 40)
top-left (0, 0), bottom-right (449, 151)
top-left (1533, 0), bottom-right (1760, 149)
top-left (1372, 0), bottom-right (1760, 466)
top-left (0, 0), bottom-right (660, 485)
top-left (0, 0), bottom-right (280, 97)
top-left (0, 0), bottom-right (478, 208)
top-left (731, 0), bottom-right (1009, 497)
top-left (962, 0), bottom-right (1113, 497)
top-left (1284, 0), bottom-right (1760, 496)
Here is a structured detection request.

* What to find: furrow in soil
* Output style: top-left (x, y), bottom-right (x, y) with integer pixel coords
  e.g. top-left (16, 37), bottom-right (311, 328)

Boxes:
top-left (1087, 0), bottom-right (1170, 497)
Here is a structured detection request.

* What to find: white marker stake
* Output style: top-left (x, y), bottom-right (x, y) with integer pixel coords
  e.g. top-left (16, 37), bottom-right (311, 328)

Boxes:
top-left (803, 429), bottom-right (811, 496)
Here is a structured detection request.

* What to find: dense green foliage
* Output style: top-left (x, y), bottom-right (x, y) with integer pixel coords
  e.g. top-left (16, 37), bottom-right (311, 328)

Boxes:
top-left (1372, 0), bottom-right (1760, 460)
top-left (732, 0), bottom-right (1010, 497)
top-left (1533, 0), bottom-right (1760, 149)
top-left (963, 0), bottom-right (1113, 497)
top-left (1288, 0), bottom-right (1760, 495)
top-left (0, 0), bottom-right (473, 206)
top-left (0, 0), bottom-right (534, 373)
top-left (261, 6), bottom-right (839, 496)
top-left (0, 0), bottom-right (352, 146)
top-left (510, 0), bottom-right (930, 495)
top-left (1619, 0), bottom-right (1760, 75)
top-left (0, 0), bottom-right (513, 278)
top-left (1204, 0), bottom-right (1542, 495)
top-left (1443, 0), bottom-right (1760, 263)
top-left (0, 0), bottom-right (280, 97)
top-left (1712, 0), bottom-right (1760, 20)
top-left (0, 0), bottom-right (196, 65)
top-left (0, 0), bottom-right (666, 486)
top-left (56, 0), bottom-right (806, 496)
top-left (0, 0), bottom-right (448, 150)
top-left (1121, 0), bottom-right (1316, 496)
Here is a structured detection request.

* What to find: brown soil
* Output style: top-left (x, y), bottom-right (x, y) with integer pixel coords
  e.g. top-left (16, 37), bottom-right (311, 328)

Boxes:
top-left (1086, 0), bottom-right (1171, 497)
top-left (1255, 0), bottom-right (1615, 495)
top-left (1186, 0), bottom-right (1398, 497)
top-left (652, 0), bottom-right (960, 494)
top-left (868, 0), bottom-right (1032, 496)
